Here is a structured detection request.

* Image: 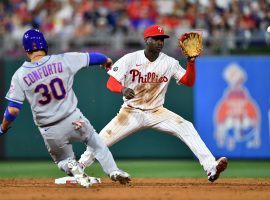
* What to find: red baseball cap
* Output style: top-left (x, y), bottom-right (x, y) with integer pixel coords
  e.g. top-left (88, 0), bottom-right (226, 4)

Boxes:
top-left (143, 25), bottom-right (170, 39)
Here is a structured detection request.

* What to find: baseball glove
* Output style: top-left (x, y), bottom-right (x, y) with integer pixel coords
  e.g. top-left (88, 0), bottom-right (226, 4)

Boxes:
top-left (178, 32), bottom-right (202, 58)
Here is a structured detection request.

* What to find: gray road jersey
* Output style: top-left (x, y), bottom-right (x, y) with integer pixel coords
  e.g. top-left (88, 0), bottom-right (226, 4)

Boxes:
top-left (5, 52), bottom-right (90, 126)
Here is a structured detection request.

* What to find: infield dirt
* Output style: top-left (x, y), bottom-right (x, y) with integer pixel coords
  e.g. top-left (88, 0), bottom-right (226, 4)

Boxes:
top-left (0, 178), bottom-right (270, 200)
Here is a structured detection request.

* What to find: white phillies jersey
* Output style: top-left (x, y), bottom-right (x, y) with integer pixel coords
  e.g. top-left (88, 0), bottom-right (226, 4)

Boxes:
top-left (6, 52), bottom-right (90, 126)
top-left (108, 50), bottom-right (186, 110)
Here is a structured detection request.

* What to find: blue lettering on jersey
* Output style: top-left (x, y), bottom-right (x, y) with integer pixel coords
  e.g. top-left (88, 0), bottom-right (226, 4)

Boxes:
top-left (23, 62), bottom-right (63, 86)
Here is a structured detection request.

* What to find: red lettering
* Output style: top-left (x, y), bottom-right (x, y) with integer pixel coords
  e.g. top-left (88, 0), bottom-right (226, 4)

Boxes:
top-left (130, 69), bottom-right (140, 82)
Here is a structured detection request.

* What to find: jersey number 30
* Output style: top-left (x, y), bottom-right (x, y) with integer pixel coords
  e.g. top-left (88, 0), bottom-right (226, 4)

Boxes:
top-left (35, 78), bottom-right (66, 105)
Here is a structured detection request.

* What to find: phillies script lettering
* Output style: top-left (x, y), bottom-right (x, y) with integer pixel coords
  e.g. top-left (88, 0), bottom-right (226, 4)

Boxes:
top-left (130, 69), bottom-right (168, 83)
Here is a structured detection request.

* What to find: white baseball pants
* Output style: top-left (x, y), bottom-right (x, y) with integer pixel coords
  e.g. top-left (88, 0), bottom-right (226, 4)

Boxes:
top-left (79, 106), bottom-right (217, 173)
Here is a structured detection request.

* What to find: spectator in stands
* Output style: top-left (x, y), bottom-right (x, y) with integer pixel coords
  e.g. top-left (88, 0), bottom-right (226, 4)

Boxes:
top-left (0, 0), bottom-right (269, 56)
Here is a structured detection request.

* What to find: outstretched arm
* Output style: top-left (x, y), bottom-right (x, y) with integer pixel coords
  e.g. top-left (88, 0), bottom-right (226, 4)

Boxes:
top-left (0, 101), bottom-right (22, 136)
top-left (179, 58), bottom-right (196, 87)
top-left (88, 53), bottom-right (112, 70)
top-left (107, 76), bottom-right (135, 99)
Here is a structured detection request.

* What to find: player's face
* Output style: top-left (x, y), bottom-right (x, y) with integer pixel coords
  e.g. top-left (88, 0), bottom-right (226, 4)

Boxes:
top-left (146, 36), bottom-right (165, 53)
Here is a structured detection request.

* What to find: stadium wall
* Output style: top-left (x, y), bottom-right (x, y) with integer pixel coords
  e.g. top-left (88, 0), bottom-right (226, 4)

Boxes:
top-left (2, 56), bottom-right (270, 160)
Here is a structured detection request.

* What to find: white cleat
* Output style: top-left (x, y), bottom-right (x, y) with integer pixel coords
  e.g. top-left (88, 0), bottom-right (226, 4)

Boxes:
top-left (55, 176), bottom-right (101, 185)
top-left (109, 170), bottom-right (131, 185)
top-left (67, 160), bottom-right (92, 188)
top-left (208, 157), bottom-right (228, 182)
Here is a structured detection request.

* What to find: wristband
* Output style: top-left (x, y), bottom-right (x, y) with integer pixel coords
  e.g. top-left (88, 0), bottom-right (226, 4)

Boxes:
top-left (4, 108), bottom-right (17, 122)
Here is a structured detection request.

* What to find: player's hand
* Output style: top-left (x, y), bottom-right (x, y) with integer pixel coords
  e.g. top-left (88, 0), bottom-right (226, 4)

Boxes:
top-left (72, 119), bottom-right (85, 130)
top-left (121, 87), bottom-right (135, 99)
top-left (100, 58), bottom-right (113, 71)
top-left (187, 57), bottom-right (196, 62)
top-left (0, 124), bottom-right (10, 136)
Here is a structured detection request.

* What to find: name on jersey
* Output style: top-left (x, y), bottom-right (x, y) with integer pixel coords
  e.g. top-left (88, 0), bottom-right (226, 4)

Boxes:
top-left (23, 62), bottom-right (63, 86)
top-left (130, 69), bottom-right (168, 83)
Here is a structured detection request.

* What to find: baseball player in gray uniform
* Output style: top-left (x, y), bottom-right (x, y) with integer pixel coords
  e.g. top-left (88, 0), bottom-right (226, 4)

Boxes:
top-left (77, 25), bottom-right (228, 182)
top-left (0, 29), bottom-right (130, 188)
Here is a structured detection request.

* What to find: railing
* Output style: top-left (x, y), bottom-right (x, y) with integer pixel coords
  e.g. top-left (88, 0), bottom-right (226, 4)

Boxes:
top-left (1, 33), bottom-right (270, 58)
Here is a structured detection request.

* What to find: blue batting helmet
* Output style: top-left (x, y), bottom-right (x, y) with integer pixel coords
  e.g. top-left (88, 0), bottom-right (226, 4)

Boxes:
top-left (22, 29), bottom-right (48, 53)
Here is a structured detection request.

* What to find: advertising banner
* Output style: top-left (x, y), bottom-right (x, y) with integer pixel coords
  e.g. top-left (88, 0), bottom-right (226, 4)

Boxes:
top-left (195, 56), bottom-right (270, 158)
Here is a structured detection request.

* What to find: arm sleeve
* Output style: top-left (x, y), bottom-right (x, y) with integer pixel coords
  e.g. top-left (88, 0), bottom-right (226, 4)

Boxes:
top-left (107, 76), bottom-right (124, 93)
top-left (179, 60), bottom-right (196, 86)
top-left (8, 101), bottom-right (23, 109)
top-left (88, 53), bottom-right (107, 65)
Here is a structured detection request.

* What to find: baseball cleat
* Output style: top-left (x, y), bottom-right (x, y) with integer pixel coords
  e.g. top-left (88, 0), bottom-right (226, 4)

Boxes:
top-left (68, 160), bottom-right (92, 188)
top-left (55, 176), bottom-right (101, 185)
top-left (109, 170), bottom-right (131, 184)
top-left (208, 157), bottom-right (228, 182)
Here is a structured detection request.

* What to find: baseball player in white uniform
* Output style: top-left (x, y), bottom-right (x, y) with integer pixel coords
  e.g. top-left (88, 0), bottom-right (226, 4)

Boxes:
top-left (0, 29), bottom-right (130, 187)
top-left (78, 25), bottom-right (228, 182)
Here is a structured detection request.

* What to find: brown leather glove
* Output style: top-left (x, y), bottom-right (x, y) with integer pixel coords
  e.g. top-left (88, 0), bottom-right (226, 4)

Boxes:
top-left (178, 32), bottom-right (203, 58)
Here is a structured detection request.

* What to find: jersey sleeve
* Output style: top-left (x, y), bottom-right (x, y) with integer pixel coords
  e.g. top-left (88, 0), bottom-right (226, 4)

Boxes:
top-left (62, 52), bottom-right (89, 74)
top-left (172, 59), bottom-right (186, 83)
top-left (107, 54), bottom-right (129, 83)
top-left (5, 73), bottom-right (25, 104)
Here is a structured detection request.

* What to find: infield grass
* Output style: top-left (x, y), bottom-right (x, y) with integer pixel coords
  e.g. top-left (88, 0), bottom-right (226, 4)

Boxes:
top-left (0, 160), bottom-right (269, 178)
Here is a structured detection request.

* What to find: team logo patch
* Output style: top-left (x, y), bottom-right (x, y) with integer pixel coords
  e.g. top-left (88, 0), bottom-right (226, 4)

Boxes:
top-left (113, 66), bottom-right (118, 71)
top-left (9, 83), bottom-right (15, 94)
top-left (32, 42), bottom-right (37, 50)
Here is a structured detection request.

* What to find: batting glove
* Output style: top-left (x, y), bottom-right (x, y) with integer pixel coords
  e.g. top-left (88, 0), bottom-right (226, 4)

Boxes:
top-left (121, 87), bottom-right (135, 99)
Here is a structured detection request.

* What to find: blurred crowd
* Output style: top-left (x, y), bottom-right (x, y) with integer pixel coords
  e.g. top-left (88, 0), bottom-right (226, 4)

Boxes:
top-left (0, 0), bottom-right (270, 56)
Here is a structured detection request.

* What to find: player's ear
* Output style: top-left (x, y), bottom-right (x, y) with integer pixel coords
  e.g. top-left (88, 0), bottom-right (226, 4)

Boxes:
top-left (26, 52), bottom-right (32, 60)
top-left (144, 38), bottom-right (147, 44)
top-left (145, 38), bottom-right (150, 45)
